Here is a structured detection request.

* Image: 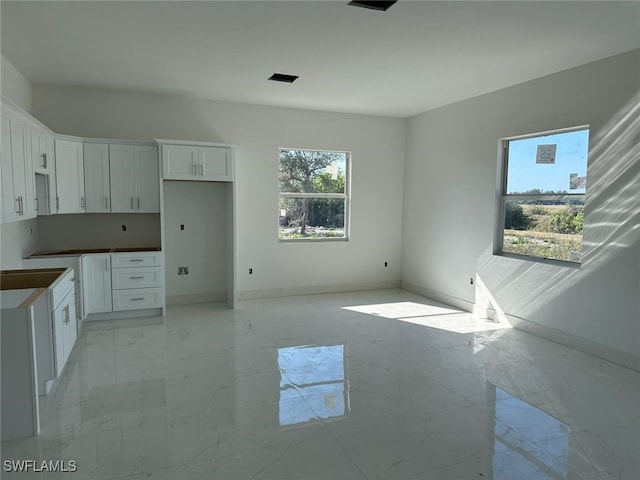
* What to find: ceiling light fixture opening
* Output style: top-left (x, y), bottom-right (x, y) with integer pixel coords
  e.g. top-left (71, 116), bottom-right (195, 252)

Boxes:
top-left (348, 1), bottom-right (398, 12)
top-left (268, 73), bottom-right (299, 83)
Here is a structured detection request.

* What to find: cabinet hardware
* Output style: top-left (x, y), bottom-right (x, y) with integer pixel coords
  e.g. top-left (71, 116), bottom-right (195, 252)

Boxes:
top-left (200, 163), bottom-right (204, 176)
top-left (63, 305), bottom-right (70, 324)
top-left (129, 276), bottom-right (145, 279)
top-left (105, 261), bottom-right (108, 272)
top-left (130, 298), bottom-right (145, 301)
top-left (193, 161), bottom-right (197, 176)
top-left (137, 197), bottom-right (140, 209)
top-left (81, 196), bottom-right (85, 210)
top-left (128, 259), bottom-right (144, 262)
top-left (56, 196), bottom-right (60, 211)
top-left (41, 152), bottom-right (47, 168)
top-left (15, 197), bottom-right (20, 215)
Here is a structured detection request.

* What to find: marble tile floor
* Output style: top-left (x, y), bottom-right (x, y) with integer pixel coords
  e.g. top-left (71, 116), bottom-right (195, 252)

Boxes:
top-left (2, 289), bottom-right (638, 479)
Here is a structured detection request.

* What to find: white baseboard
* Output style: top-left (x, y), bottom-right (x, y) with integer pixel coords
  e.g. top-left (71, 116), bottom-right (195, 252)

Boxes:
top-left (83, 308), bottom-right (163, 322)
top-left (400, 281), bottom-right (473, 312)
top-left (500, 310), bottom-right (639, 372)
top-left (238, 280), bottom-right (400, 301)
top-left (166, 292), bottom-right (227, 305)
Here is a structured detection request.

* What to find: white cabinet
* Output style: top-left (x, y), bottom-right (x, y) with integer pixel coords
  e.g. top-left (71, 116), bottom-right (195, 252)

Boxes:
top-left (110, 144), bottom-right (159, 213)
top-left (29, 123), bottom-right (57, 216)
top-left (161, 144), bottom-right (232, 181)
top-left (81, 254), bottom-right (112, 314)
top-left (54, 138), bottom-right (85, 214)
top-left (30, 123), bottom-right (55, 176)
top-left (83, 143), bottom-right (110, 212)
top-left (1, 103), bottom-right (36, 223)
top-left (111, 252), bottom-right (163, 311)
top-left (53, 288), bottom-right (77, 377)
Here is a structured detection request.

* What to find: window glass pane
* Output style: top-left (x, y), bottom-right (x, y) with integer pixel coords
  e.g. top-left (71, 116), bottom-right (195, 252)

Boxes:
top-left (279, 198), bottom-right (345, 240)
top-left (503, 199), bottom-right (583, 263)
top-left (279, 150), bottom-right (347, 194)
top-left (506, 129), bottom-right (588, 194)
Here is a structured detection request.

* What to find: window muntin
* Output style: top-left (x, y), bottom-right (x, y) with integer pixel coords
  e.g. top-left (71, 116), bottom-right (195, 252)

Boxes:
top-left (498, 127), bottom-right (589, 264)
top-left (278, 149), bottom-right (349, 240)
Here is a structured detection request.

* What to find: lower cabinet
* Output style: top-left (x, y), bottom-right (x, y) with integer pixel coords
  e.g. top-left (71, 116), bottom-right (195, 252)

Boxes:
top-left (82, 251), bottom-right (163, 317)
top-left (53, 288), bottom-right (77, 377)
top-left (82, 254), bottom-right (112, 314)
top-left (111, 252), bottom-right (163, 310)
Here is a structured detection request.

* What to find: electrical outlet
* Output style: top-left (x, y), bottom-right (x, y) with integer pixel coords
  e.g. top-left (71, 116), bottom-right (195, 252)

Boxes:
top-left (178, 267), bottom-right (189, 275)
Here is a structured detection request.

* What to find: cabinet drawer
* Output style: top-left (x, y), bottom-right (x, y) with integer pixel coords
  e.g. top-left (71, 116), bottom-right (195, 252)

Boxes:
top-left (112, 267), bottom-right (162, 290)
top-left (111, 252), bottom-right (163, 268)
top-left (50, 269), bottom-right (74, 310)
top-left (112, 288), bottom-right (162, 311)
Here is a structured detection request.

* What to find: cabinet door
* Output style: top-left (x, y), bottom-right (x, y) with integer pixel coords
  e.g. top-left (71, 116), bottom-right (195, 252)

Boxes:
top-left (134, 146), bottom-right (159, 212)
top-left (30, 126), bottom-right (53, 176)
top-left (55, 139), bottom-right (85, 214)
top-left (1, 114), bottom-right (17, 223)
top-left (200, 147), bottom-right (232, 181)
top-left (109, 144), bottom-right (136, 212)
top-left (1, 111), bottom-right (33, 222)
top-left (162, 145), bottom-right (198, 180)
top-left (63, 295), bottom-right (77, 362)
top-left (81, 254), bottom-right (112, 314)
top-left (84, 143), bottom-right (110, 212)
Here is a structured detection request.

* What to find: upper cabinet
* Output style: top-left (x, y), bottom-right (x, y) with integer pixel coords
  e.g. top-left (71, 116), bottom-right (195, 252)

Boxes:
top-left (30, 124), bottom-right (55, 176)
top-left (54, 138), bottom-right (85, 214)
top-left (83, 143), bottom-right (110, 213)
top-left (159, 142), bottom-right (233, 182)
top-left (1, 101), bottom-right (36, 223)
top-left (110, 144), bottom-right (159, 213)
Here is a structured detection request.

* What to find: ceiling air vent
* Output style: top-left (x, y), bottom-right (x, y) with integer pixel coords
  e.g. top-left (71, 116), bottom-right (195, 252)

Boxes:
top-left (348, 1), bottom-right (397, 12)
top-left (268, 73), bottom-right (299, 83)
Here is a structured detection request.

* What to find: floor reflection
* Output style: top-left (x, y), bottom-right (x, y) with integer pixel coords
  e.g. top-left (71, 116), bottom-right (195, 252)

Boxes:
top-left (492, 385), bottom-right (570, 479)
top-left (278, 344), bottom-right (349, 426)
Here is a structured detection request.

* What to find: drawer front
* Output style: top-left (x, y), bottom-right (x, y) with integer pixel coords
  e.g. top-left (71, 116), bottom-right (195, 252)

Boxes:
top-left (112, 288), bottom-right (162, 311)
top-left (112, 267), bottom-right (162, 290)
top-left (111, 252), bottom-right (163, 268)
top-left (50, 268), bottom-right (74, 309)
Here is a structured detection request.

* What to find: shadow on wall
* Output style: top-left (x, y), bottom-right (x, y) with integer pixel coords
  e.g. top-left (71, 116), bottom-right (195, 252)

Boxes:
top-left (474, 91), bottom-right (640, 323)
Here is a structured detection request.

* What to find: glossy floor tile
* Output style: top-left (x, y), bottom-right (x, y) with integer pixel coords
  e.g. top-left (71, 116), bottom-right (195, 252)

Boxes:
top-left (2, 289), bottom-right (638, 479)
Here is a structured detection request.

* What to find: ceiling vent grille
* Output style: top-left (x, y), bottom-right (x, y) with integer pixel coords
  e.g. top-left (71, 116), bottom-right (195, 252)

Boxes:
top-left (268, 73), bottom-right (299, 83)
top-left (348, 1), bottom-right (397, 12)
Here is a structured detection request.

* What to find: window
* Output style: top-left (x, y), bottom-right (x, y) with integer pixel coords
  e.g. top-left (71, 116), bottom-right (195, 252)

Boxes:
top-left (497, 127), bottom-right (589, 264)
top-left (278, 149), bottom-right (350, 240)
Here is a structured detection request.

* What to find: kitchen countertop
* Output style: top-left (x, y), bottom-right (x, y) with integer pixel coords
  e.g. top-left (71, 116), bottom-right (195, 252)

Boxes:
top-left (26, 247), bottom-right (161, 258)
top-left (0, 268), bottom-right (69, 308)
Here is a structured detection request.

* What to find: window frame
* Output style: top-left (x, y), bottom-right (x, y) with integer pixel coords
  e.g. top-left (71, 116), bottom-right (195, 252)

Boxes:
top-left (495, 125), bottom-right (589, 266)
top-left (277, 147), bottom-right (351, 242)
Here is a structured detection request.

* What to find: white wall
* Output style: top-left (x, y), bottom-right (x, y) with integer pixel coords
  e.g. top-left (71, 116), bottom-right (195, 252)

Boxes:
top-left (162, 181), bottom-right (228, 303)
top-left (31, 87), bottom-right (405, 297)
top-left (1, 55), bottom-right (36, 269)
top-left (1, 55), bottom-right (32, 113)
top-left (403, 50), bottom-right (640, 369)
top-left (37, 213), bottom-right (161, 251)
top-left (0, 219), bottom-right (39, 269)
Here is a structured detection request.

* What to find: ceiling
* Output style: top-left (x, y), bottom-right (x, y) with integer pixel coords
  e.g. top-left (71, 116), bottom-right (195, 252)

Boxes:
top-left (2, 1), bottom-right (639, 117)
